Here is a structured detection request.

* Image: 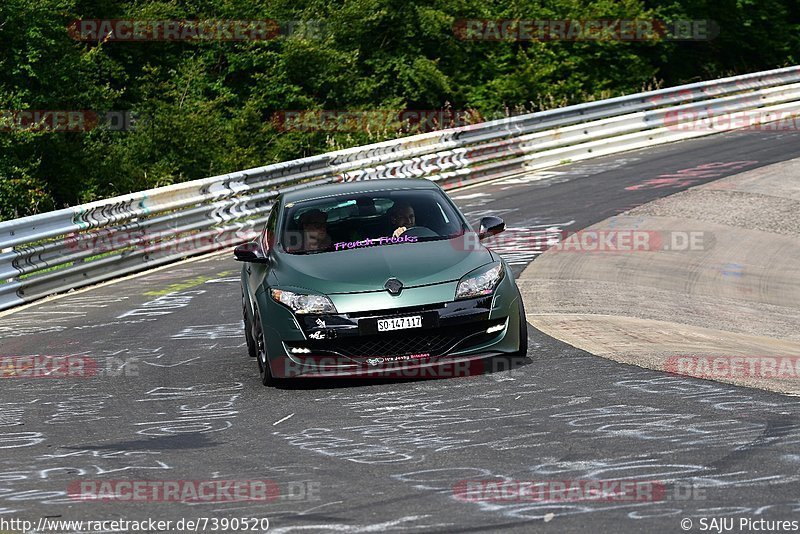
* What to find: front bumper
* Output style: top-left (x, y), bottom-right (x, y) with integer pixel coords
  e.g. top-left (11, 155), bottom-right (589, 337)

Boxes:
top-left (259, 274), bottom-right (522, 378)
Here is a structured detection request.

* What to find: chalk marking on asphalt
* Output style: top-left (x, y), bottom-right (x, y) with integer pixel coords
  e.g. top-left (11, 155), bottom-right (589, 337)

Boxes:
top-left (273, 413), bottom-right (295, 426)
top-left (298, 501), bottom-right (345, 515)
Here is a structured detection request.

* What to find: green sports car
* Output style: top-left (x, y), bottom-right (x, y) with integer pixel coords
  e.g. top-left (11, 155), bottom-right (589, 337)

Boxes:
top-left (235, 178), bottom-right (528, 385)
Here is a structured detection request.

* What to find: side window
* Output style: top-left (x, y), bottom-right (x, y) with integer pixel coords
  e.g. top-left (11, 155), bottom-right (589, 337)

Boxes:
top-left (263, 199), bottom-right (280, 250)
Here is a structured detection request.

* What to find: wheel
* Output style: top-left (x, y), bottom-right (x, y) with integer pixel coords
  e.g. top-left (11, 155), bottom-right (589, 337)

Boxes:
top-left (513, 287), bottom-right (528, 357)
top-left (252, 304), bottom-right (278, 386)
top-left (399, 226), bottom-right (437, 238)
top-left (242, 289), bottom-right (257, 358)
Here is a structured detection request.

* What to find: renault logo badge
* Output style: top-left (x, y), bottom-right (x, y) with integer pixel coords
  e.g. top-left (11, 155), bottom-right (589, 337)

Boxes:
top-left (384, 278), bottom-right (403, 295)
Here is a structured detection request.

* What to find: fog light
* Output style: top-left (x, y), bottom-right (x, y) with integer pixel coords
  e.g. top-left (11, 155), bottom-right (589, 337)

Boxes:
top-left (486, 323), bottom-right (505, 334)
top-left (290, 347), bottom-right (311, 354)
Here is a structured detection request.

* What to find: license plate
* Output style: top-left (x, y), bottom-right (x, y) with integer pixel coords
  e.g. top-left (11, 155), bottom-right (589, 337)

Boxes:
top-left (377, 315), bottom-right (422, 332)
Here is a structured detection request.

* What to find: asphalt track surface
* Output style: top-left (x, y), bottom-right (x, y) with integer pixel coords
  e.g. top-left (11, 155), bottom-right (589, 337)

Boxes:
top-left (3, 129), bottom-right (800, 533)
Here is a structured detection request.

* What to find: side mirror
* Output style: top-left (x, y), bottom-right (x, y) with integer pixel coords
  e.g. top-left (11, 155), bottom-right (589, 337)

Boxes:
top-left (234, 242), bottom-right (269, 263)
top-left (478, 216), bottom-right (506, 240)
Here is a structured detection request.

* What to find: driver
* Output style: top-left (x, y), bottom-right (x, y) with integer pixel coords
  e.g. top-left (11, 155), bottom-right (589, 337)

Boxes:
top-left (298, 209), bottom-right (332, 251)
top-left (389, 202), bottom-right (416, 237)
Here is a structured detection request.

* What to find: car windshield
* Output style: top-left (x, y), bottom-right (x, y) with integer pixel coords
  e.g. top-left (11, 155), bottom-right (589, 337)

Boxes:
top-left (280, 188), bottom-right (467, 254)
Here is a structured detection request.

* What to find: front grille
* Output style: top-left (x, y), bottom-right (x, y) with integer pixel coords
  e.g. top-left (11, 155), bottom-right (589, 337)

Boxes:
top-left (303, 321), bottom-right (503, 359)
top-left (329, 333), bottom-right (458, 358)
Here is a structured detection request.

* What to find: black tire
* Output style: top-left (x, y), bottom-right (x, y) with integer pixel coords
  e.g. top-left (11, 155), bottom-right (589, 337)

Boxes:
top-left (252, 305), bottom-right (278, 386)
top-left (242, 289), bottom-right (257, 358)
top-left (513, 288), bottom-right (528, 357)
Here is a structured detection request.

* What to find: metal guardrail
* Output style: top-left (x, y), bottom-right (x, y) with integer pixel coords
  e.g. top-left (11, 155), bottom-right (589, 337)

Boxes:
top-left (2, 65), bottom-right (800, 311)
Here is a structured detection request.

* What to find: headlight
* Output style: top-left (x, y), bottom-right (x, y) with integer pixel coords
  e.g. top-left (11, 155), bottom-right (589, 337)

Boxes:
top-left (455, 262), bottom-right (504, 300)
top-left (270, 289), bottom-right (337, 314)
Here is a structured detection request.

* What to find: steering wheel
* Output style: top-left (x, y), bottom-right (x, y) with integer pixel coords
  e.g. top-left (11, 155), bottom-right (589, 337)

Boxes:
top-left (399, 226), bottom-right (438, 238)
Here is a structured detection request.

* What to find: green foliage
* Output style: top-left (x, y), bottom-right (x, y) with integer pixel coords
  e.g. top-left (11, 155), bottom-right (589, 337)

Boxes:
top-left (0, 0), bottom-right (797, 220)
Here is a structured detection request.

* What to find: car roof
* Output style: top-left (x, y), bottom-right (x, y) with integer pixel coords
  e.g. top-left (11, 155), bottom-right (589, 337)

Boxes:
top-left (281, 178), bottom-right (441, 204)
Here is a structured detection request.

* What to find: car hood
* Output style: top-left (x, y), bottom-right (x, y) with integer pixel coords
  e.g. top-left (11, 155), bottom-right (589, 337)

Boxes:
top-left (270, 237), bottom-right (494, 295)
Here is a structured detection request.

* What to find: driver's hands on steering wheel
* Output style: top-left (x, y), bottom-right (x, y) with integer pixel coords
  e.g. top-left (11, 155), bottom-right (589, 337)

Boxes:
top-left (392, 226), bottom-right (407, 238)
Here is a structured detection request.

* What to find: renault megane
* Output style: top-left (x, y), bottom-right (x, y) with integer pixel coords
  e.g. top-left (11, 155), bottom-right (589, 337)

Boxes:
top-left (235, 179), bottom-right (528, 385)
